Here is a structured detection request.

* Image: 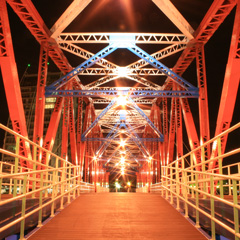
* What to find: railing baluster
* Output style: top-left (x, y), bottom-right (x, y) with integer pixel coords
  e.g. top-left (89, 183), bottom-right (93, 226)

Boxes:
top-left (37, 172), bottom-right (44, 227)
top-left (19, 174), bottom-right (27, 240)
top-left (210, 175), bottom-right (216, 240)
top-left (13, 136), bottom-right (20, 197)
top-left (232, 180), bottom-right (239, 240)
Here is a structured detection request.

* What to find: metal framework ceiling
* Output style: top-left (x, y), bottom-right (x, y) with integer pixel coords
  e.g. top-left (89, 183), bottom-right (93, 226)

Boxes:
top-left (0, 0), bottom-right (240, 182)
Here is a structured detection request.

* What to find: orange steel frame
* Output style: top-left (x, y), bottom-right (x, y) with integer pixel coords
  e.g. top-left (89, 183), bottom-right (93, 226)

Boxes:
top-left (0, 0), bottom-right (240, 184)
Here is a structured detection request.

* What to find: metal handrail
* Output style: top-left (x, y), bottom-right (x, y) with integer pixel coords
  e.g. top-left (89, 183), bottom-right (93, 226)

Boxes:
top-left (137, 122), bottom-right (240, 240)
top-left (0, 124), bottom-right (108, 240)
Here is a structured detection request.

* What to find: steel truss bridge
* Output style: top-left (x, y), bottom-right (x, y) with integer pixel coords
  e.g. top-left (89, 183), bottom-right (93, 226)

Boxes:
top-left (0, 0), bottom-right (240, 239)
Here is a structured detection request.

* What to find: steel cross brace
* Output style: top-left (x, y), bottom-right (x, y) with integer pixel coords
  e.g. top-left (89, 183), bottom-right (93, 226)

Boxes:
top-left (128, 97), bottom-right (164, 140)
top-left (82, 99), bottom-right (117, 139)
top-left (123, 122), bottom-right (150, 157)
top-left (96, 121), bottom-right (122, 156)
top-left (46, 43), bottom-right (118, 90)
top-left (84, 138), bottom-right (163, 142)
top-left (127, 43), bottom-right (198, 91)
top-left (97, 130), bottom-right (121, 157)
top-left (45, 89), bottom-right (199, 98)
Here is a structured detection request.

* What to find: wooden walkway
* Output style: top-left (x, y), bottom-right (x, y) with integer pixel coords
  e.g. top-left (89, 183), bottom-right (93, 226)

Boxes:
top-left (27, 193), bottom-right (207, 240)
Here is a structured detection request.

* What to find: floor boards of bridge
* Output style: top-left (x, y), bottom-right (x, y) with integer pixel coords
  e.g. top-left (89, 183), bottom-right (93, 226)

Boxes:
top-left (27, 193), bottom-right (207, 240)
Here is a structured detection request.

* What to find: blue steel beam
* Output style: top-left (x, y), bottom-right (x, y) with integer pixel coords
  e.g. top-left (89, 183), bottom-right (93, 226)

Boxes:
top-left (127, 43), bottom-right (198, 91)
top-left (83, 138), bottom-right (163, 142)
top-left (45, 89), bottom-right (198, 98)
top-left (81, 99), bottom-right (116, 138)
top-left (46, 43), bottom-right (118, 90)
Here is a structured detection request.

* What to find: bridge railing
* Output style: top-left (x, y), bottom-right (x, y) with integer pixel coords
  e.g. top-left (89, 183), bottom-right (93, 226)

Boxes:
top-left (141, 122), bottom-right (240, 240)
top-left (0, 124), bottom-right (98, 240)
top-left (136, 185), bottom-right (148, 193)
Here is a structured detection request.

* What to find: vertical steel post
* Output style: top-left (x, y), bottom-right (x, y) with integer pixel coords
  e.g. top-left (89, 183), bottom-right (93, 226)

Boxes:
top-left (19, 174), bottom-right (27, 240)
top-left (33, 42), bottom-right (49, 170)
top-left (232, 179), bottom-right (239, 240)
top-left (196, 45), bottom-right (210, 159)
top-left (195, 174), bottom-right (200, 228)
top-left (210, 176), bottom-right (216, 240)
top-left (13, 136), bottom-right (20, 197)
top-left (37, 172), bottom-right (44, 227)
top-left (32, 145), bottom-right (37, 198)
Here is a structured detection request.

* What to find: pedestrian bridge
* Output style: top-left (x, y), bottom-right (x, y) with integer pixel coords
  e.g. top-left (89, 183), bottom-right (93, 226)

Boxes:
top-left (0, 123), bottom-right (239, 240)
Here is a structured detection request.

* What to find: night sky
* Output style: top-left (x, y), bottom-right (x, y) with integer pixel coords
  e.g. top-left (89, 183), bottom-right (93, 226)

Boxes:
top-left (0, 0), bottom-right (239, 156)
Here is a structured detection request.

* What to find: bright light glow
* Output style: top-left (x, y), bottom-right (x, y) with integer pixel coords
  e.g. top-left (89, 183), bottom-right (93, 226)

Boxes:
top-left (127, 182), bottom-right (131, 187)
top-left (115, 182), bottom-right (121, 189)
top-left (40, 138), bottom-right (43, 147)
top-left (149, 156), bottom-right (153, 161)
top-left (120, 156), bottom-right (125, 164)
top-left (93, 156), bottom-right (97, 161)
top-left (96, 183), bottom-right (100, 186)
top-left (117, 67), bottom-right (129, 77)
top-left (120, 140), bottom-right (126, 147)
top-left (120, 151), bottom-right (126, 155)
top-left (117, 95), bottom-right (127, 106)
top-left (121, 170), bottom-right (125, 175)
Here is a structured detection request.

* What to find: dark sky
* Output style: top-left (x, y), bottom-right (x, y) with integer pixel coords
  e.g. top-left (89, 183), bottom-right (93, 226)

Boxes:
top-left (0, 0), bottom-right (239, 154)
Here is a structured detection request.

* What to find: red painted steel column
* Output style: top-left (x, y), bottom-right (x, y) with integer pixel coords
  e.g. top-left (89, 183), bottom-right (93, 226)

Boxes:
top-left (33, 42), bottom-right (48, 169)
top-left (153, 105), bottom-right (161, 182)
top-left (42, 98), bottom-right (64, 165)
top-left (180, 98), bottom-right (201, 167)
top-left (80, 103), bottom-right (90, 180)
top-left (175, 92), bottom-right (183, 165)
top-left (0, 0), bottom-right (32, 168)
top-left (167, 97), bottom-right (176, 164)
top-left (196, 45), bottom-right (210, 159)
top-left (210, 1), bottom-right (240, 169)
top-left (69, 95), bottom-right (77, 165)
top-left (61, 97), bottom-right (70, 164)
top-left (162, 98), bottom-right (168, 166)
top-left (76, 97), bottom-right (83, 164)
top-left (33, 42), bottom-right (49, 145)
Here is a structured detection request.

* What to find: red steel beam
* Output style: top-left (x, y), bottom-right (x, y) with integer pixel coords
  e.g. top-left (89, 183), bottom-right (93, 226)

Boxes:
top-left (167, 97), bottom-right (176, 164)
top-left (196, 45), bottom-right (210, 159)
top-left (6, 0), bottom-right (72, 74)
top-left (42, 97), bottom-right (64, 165)
top-left (210, 1), bottom-right (240, 169)
top-left (6, 0), bottom-right (89, 166)
top-left (0, 0), bottom-right (32, 168)
top-left (69, 96), bottom-right (77, 165)
top-left (33, 42), bottom-right (48, 146)
top-left (180, 97), bottom-right (201, 166)
top-left (171, 0), bottom-right (238, 77)
top-left (61, 97), bottom-right (69, 164)
top-left (175, 96), bottom-right (183, 163)
top-left (76, 97), bottom-right (83, 165)
top-left (162, 98), bottom-right (168, 166)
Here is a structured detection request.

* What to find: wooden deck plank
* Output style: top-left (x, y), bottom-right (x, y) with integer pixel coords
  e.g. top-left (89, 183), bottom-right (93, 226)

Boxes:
top-left (28, 193), bottom-right (207, 240)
